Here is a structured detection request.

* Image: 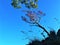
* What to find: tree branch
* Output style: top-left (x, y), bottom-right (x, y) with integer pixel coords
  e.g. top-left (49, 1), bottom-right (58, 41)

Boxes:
top-left (35, 22), bottom-right (50, 36)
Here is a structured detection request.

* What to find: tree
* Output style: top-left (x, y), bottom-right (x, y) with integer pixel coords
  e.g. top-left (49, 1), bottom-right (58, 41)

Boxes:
top-left (11, 0), bottom-right (60, 45)
top-left (27, 30), bottom-right (60, 45)
top-left (11, 0), bottom-right (50, 36)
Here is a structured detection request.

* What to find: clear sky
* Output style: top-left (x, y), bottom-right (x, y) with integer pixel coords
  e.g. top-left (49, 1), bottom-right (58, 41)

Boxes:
top-left (0, 0), bottom-right (60, 45)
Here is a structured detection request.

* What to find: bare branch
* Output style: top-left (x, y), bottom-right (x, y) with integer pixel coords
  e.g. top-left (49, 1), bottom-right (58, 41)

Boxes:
top-left (35, 21), bottom-right (50, 36)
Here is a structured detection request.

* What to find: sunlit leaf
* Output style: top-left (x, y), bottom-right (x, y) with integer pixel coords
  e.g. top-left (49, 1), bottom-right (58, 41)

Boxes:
top-left (34, 0), bottom-right (38, 2)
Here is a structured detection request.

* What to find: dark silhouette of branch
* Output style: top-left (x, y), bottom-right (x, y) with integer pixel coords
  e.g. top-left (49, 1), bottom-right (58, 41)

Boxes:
top-left (35, 21), bottom-right (50, 36)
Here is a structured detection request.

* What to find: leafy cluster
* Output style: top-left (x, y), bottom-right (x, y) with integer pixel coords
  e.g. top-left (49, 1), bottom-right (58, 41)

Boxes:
top-left (11, 0), bottom-right (38, 9)
top-left (21, 10), bottom-right (50, 36)
top-left (21, 10), bottom-right (45, 24)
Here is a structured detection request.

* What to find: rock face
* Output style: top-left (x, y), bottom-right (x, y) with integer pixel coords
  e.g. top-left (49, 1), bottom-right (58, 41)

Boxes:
top-left (27, 29), bottom-right (60, 45)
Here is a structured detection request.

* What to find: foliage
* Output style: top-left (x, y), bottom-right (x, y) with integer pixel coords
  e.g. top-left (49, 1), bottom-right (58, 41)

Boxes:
top-left (11, 0), bottom-right (38, 9)
top-left (21, 10), bottom-right (50, 36)
top-left (27, 29), bottom-right (60, 45)
top-left (11, 0), bottom-right (60, 45)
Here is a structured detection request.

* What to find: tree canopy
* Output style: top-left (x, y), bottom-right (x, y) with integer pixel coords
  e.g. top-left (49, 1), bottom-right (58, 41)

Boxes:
top-left (11, 0), bottom-right (38, 9)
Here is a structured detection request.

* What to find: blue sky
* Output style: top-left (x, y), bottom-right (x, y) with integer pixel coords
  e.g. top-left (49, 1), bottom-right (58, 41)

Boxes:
top-left (0, 0), bottom-right (60, 45)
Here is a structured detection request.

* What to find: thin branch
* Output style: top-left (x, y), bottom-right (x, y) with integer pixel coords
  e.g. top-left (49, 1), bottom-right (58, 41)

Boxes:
top-left (35, 21), bottom-right (50, 36)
